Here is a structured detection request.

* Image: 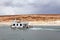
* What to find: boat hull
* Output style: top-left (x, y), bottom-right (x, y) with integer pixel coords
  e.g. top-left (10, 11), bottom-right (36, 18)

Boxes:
top-left (10, 25), bottom-right (33, 29)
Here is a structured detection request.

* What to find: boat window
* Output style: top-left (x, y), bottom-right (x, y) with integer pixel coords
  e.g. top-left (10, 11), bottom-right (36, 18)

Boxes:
top-left (13, 24), bottom-right (15, 26)
top-left (20, 24), bottom-right (22, 26)
top-left (17, 24), bottom-right (18, 26)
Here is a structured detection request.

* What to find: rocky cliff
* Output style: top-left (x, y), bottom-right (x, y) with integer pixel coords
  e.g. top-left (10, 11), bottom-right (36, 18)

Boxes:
top-left (0, 14), bottom-right (60, 22)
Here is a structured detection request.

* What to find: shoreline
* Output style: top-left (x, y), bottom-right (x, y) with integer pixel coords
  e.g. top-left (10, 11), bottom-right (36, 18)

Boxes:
top-left (0, 21), bottom-right (60, 26)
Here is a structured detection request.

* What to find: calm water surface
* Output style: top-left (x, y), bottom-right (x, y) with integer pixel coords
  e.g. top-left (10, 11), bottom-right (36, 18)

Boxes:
top-left (0, 25), bottom-right (60, 40)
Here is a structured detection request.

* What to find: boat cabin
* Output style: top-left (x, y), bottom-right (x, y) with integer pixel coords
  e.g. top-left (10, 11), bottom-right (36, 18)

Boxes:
top-left (12, 22), bottom-right (28, 28)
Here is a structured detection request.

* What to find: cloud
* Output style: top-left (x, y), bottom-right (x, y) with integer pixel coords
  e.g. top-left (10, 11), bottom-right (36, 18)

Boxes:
top-left (0, 0), bottom-right (60, 15)
top-left (0, 6), bottom-right (15, 15)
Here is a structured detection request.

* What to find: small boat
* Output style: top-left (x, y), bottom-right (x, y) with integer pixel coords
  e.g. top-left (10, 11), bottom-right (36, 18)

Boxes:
top-left (10, 19), bottom-right (32, 29)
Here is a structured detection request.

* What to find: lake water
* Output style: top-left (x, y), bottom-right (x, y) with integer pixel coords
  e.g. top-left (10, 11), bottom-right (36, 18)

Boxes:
top-left (0, 25), bottom-right (60, 40)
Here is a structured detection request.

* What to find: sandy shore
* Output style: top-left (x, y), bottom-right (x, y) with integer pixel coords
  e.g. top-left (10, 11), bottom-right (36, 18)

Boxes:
top-left (28, 21), bottom-right (60, 26)
top-left (0, 21), bottom-right (60, 26)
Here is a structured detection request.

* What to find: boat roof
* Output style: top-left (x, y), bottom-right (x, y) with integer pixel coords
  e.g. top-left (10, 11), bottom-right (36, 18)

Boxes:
top-left (12, 21), bottom-right (28, 24)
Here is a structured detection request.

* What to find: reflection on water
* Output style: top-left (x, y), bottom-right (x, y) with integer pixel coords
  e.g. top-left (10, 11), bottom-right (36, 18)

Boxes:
top-left (0, 25), bottom-right (60, 40)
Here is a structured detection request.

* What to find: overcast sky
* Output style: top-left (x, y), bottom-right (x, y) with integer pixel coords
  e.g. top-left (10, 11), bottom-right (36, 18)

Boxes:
top-left (0, 0), bottom-right (60, 15)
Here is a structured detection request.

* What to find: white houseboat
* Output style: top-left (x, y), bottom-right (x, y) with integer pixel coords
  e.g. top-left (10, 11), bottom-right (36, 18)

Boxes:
top-left (10, 19), bottom-right (32, 29)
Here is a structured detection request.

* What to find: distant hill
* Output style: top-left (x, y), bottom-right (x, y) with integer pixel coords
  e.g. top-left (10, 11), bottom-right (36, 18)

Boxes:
top-left (0, 14), bottom-right (60, 22)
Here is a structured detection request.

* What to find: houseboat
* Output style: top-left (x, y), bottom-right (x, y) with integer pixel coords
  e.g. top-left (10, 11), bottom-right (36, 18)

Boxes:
top-left (10, 19), bottom-right (32, 29)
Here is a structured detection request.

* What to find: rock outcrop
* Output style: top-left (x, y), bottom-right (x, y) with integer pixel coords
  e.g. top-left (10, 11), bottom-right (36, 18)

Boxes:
top-left (0, 14), bottom-right (60, 22)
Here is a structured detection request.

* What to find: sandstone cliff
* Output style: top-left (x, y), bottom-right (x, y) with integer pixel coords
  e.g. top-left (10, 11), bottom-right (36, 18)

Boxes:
top-left (0, 14), bottom-right (60, 22)
top-left (0, 14), bottom-right (60, 25)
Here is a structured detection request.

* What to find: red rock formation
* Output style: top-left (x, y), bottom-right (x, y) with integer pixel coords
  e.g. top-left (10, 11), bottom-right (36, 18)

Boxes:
top-left (0, 14), bottom-right (60, 22)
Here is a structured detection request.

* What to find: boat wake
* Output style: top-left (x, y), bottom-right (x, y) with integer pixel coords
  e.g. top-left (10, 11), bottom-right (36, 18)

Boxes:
top-left (28, 28), bottom-right (60, 32)
top-left (29, 28), bottom-right (54, 30)
top-left (10, 27), bottom-right (60, 32)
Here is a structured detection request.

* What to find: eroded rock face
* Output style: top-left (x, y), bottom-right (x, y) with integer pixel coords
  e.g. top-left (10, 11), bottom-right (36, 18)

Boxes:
top-left (0, 14), bottom-right (60, 22)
